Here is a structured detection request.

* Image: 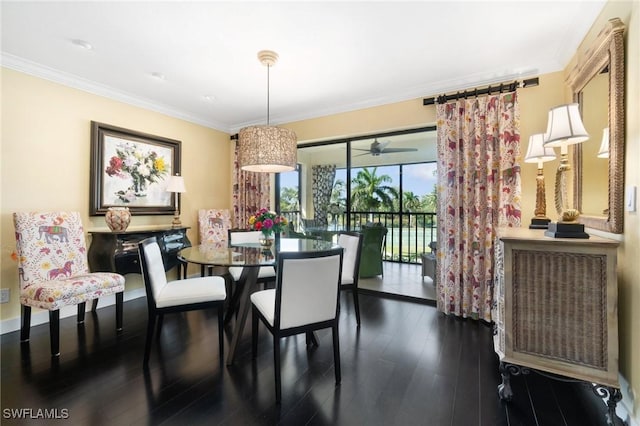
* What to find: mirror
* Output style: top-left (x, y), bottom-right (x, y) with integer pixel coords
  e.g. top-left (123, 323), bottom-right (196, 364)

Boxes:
top-left (569, 18), bottom-right (625, 234)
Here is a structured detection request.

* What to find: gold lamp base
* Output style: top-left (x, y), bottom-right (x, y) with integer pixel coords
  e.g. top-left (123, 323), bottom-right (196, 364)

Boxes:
top-left (171, 211), bottom-right (182, 227)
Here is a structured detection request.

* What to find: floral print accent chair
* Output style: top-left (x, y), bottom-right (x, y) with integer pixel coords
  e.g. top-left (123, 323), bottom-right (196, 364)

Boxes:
top-left (13, 211), bottom-right (125, 357)
top-left (198, 209), bottom-right (231, 244)
top-left (197, 208), bottom-right (233, 289)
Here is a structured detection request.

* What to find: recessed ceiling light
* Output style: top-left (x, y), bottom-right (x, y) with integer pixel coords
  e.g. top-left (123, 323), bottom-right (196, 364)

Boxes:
top-left (150, 72), bottom-right (166, 81)
top-left (204, 95), bottom-right (216, 102)
top-left (71, 39), bottom-right (93, 50)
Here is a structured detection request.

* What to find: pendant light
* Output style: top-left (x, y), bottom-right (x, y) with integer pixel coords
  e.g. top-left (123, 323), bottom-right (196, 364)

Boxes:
top-left (238, 50), bottom-right (297, 173)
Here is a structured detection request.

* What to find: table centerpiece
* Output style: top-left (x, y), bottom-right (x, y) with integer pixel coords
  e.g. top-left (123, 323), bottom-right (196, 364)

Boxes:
top-left (248, 208), bottom-right (288, 248)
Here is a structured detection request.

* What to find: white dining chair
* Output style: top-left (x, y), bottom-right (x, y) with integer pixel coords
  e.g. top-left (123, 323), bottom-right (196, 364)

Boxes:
top-left (138, 237), bottom-right (227, 366)
top-left (337, 231), bottom-right (364, 326)
top-left (250, 247), bottom-right (343, 403)
top-left (224, 229), bottom-right (277, 321)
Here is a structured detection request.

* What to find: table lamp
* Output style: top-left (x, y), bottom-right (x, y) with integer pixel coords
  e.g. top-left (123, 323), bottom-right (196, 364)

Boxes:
top-left (524, 133), bottom-right (556, 229)
top-left (166, 174), bottom-right (186, 227)
top-left (543, 103), bottom-right (589, 238)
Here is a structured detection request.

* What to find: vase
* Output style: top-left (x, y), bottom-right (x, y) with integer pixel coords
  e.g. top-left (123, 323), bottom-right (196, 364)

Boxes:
top-left (132, 174), bottom-right (147, 197)
top-left (105, 207), bottom-right (131, 232)
top-left (258, 233), bottom-right (274, 248)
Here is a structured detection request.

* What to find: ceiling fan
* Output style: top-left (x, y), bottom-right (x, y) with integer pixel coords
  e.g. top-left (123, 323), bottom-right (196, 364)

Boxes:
top-left (354, 139), bottom-right (418, 156)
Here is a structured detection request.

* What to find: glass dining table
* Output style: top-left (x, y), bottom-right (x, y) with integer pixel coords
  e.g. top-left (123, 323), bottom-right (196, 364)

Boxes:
top-left (178, 237), bottom-right (338, 365)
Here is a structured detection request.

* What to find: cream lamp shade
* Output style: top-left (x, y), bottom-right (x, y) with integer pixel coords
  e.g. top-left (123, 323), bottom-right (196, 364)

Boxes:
top-left (166, 175), bottom-right (186, 193)
top-left (238, 50), bottom-right (297, 173)
top-left (597, 127), bottom-right (610, 158)
top-left (525, 133), bottom-right (556, 229)
top-left (543, 103), bottom-right (589, 151)
top-left (524, 133), bottom-right (556, 167)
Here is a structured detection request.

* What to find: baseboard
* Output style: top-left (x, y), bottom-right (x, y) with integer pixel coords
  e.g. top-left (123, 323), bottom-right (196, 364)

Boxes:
top-left (0, 288), bottom-right (146, 335)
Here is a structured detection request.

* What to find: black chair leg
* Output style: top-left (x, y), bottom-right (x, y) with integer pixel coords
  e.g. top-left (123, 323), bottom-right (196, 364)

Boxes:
top-left (251, 307), bottom-right (259, 358)
top-left (20, 305), bottom-right (31, 341)
top-left (143, 314), bottom-right (156, 367)
top-left (352, 288), bottom-right (361, 327)
top-left (49, 310), bottom-right (60, 357)
top-left (115, 292), bottom-right (123, 331)
top-left (218, 307), bottom-right (224, 364)
top-left (77, 302), bottom-right (86, 324)
top-left (332, 324), bottom-right (341, 384)
top-left (91, 299), bottom-right (99, 312)
top-left (156, 314), bottom-right (164, 338)
top-left (274, 336), bottom-right (281, 403)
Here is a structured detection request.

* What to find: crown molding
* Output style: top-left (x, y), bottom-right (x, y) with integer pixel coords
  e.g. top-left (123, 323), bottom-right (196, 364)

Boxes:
top-left (1, 53), bottom-right (231, 133)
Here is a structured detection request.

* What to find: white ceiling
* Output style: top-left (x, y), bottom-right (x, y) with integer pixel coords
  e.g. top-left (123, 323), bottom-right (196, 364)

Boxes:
top-left (1, 1), bottom-right (606, 134)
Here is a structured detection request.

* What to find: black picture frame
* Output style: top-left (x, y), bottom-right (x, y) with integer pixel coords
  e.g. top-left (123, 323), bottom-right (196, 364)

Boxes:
top-left (90, 121), bottom-right (181, 215)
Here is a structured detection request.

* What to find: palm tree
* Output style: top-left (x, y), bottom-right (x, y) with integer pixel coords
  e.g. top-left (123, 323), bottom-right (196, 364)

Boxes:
top-left (330, 178), bottom-right (346, 207)
top-left (279, 187), bottom-right (299, 213)
top-left (421, 184), bottom-right (437, 213)
top-left (403, 190), bottom-right (421, 227)
top-left (350, 167), bottom-right (398, 212)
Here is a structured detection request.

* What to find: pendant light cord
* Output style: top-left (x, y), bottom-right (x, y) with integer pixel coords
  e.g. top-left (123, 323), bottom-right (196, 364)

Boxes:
top-left (266, 64), bottom-right (270, 126)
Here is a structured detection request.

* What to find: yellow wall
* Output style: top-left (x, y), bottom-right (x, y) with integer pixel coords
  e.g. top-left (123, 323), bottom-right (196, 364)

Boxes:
top-left (566, 1), bottom-right (639, 422)
top-left (1, 2), bottom-right (638, 421)
top-left (287, 72), bottom-right (567, 228)
top-left (0, 68), bottom-right (231, 321)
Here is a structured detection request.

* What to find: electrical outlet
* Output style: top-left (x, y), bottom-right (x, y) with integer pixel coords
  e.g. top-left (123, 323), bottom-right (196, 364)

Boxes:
top-left (0, 288), bottom-right (9, 304)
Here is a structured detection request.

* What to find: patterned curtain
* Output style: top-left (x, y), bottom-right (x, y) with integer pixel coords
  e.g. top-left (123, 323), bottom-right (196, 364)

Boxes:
top-left (311, 165), bottom-right (336, 227)
top-left (435, 92), bottom-right (521, 321)
top-left (232, 142), bottom-right (270, 228)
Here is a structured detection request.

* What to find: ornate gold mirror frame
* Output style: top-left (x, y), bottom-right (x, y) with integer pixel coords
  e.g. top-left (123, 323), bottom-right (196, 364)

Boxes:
top-left (569, 17), bottom-right (625, 234)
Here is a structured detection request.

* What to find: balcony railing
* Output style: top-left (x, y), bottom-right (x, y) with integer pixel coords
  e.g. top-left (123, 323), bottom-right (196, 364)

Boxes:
top-left (281, 210), bottom-right (437, 264)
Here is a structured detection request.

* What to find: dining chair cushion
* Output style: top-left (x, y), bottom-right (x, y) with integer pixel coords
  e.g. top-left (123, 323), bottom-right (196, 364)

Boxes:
top-left (21, 273), bottom-right (125, 311)
top-left (340, 276), bottom-right (354, 286)
top-left (142, 237), bottom-right (225, 308)
top-left (229, 230), bottom-right (263, 244)
top-left (155, 276), bottom-right (226, 309)
top-left (250, 288), bottom-right (276, 325)
top-left (251, 253), bottom-right (342, 329)
top-left (280, 255), bottom-right (341, 329)
top-left (228, 266), bottom-right (276, 281)
top-left (337, 233), bottom-right (360, 285)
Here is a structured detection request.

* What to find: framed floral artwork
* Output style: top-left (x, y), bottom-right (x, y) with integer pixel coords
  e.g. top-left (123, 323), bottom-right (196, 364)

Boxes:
top-left (90, 121), bottom-right (181, 215)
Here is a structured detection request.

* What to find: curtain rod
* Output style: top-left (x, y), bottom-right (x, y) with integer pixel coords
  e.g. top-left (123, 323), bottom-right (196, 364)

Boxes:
top-left (422, 77), bottom-right (539, 106)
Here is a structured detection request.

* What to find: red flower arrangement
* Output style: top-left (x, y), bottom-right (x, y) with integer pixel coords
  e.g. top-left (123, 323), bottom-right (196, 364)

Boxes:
top-left (248, 208), bottom-right (288, 237)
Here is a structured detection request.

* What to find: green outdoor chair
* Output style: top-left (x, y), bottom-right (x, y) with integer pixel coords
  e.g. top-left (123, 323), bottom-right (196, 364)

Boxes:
top-left (358, 224), bottom-right (388, 278)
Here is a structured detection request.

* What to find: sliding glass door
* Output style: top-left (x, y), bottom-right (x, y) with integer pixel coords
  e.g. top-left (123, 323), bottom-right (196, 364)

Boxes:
top-left (278, 126), bottom-right (437, 264)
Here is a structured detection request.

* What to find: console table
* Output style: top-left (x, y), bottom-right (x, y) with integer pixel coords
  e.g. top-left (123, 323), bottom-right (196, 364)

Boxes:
top-left (494, 227), bottom-right (623, 425)
top-left (88, 226), bottom-right (191, 275)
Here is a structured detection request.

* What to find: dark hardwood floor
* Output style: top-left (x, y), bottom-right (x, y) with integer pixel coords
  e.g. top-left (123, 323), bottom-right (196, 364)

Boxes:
top-left (1, 292), bottom-right (610, 425)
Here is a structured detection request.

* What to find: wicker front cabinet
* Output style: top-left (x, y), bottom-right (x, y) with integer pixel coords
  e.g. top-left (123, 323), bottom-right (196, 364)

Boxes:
top-left (493, 228), bottom-right (624, 423)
